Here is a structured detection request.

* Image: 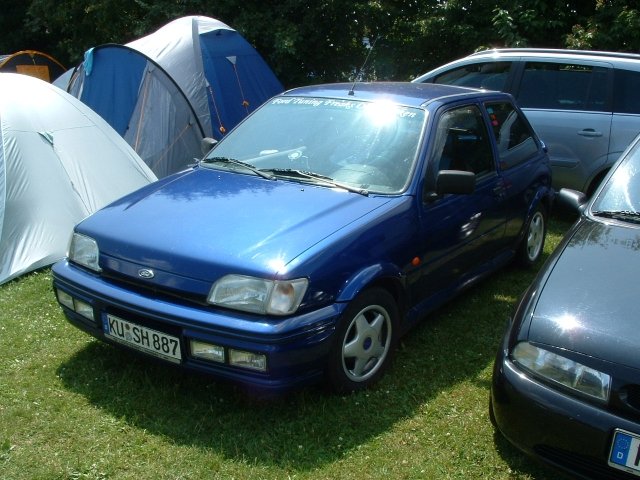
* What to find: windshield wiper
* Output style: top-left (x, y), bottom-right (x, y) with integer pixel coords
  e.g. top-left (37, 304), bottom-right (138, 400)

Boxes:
top-left (201, 157), bottom-right (276, 180)
top-left (592, 210), bottom-right (640, 224)
top-left (260, 168), bottom-right (369, 196)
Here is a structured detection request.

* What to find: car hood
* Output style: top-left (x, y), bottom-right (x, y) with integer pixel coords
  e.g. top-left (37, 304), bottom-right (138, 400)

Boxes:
top-left (78, 167), bottom-right (395, 281)
top-left (528, 218), bottom-right (640, 368)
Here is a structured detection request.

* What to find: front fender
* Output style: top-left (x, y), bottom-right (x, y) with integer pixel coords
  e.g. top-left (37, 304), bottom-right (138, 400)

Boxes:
top-left (335, 263), bottom-right (405, 303)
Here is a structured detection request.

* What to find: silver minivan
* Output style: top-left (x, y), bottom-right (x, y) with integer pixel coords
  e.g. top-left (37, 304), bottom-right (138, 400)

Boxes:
top-left (413, 48), bottom-right (640, 194)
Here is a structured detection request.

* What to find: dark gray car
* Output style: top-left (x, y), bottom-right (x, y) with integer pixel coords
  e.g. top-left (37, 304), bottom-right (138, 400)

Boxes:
top-left (490, 132), bottom-right (640, 479)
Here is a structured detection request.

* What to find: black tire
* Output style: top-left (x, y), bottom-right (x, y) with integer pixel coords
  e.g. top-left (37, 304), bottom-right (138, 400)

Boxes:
top-left (326, 288), bottom-right (399, 393)
top-left (516, 204), bottom-right (547, 267)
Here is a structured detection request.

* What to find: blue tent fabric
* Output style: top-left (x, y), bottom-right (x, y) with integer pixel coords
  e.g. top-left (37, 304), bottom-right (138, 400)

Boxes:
top-left (199, 29), bottom-right (284, 136)
top-left (77, 47), bottom-right (147, 136)
top-left (66, 44), bottom-right (207, 178)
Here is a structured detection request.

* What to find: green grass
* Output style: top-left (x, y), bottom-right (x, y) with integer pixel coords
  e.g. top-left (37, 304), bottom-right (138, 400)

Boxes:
top-left (0, 214), bottom-right (575, 480)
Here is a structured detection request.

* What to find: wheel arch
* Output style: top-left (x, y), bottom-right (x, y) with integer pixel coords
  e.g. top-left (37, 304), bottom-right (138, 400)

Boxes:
top-left (334, 263), bottom-right (407, 316)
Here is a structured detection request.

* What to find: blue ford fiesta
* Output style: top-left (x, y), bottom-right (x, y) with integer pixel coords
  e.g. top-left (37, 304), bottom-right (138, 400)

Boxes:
top-left (52, 82), bottom-right (553, 393)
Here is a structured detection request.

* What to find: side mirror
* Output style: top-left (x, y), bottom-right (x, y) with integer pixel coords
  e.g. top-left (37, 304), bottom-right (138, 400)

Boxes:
top-left (436, 170), bottom-right (476, 194)
top-left (557, 188), bottom-right (588, 213)
top-left (425, 170), bottom-right (475, 202)
top-left (201, 137), bottom-right (218, 155)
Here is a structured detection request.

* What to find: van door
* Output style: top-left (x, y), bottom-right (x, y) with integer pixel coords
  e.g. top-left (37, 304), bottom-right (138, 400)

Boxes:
top-left (611, 69), bottom-right (640, 171)
top-left (512, 60), bottom-right (612, 192)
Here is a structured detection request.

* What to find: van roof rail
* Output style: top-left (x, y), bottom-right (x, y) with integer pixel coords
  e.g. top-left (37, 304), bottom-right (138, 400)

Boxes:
top-left (469, 48), bottom-right (640, 61)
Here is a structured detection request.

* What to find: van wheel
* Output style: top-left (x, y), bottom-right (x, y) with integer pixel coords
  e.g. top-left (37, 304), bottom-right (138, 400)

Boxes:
top-left (326, 288), bottom-right (398, 393)
top-left (517, 205), bottom-right (546, 267)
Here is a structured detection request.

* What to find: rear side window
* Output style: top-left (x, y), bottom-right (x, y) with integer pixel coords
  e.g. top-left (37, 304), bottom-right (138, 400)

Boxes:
top-left (613, 69), bottom-right (640, 114)
top-left (485, 102), bottom-right (538, 170)
top-left (432, 61), bottom-right (511, 91)
top-left (517, 62), bottom-right (609, 112)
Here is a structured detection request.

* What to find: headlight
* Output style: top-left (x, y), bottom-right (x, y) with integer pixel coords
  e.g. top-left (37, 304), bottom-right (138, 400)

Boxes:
top-left (512, 342), bottom-right (611, 402)
top-left (208, 274), bottom-right (308, 315)
top-left (68, 233), bottom-right (101, 272)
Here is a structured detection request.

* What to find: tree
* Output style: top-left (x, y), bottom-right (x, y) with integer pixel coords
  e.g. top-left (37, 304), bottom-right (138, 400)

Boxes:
top-left (8, 0), bottom-right (640, 87)
top-left (491, 0), bottom-right (593, 48)
top-left (565, 0), bottom-right (640, 51)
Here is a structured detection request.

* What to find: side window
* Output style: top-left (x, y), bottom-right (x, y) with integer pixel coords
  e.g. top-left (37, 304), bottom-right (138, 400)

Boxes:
top-left (613, 69), bottom-right (640, 114)
top-left (485, 102), bottom-right (539, 170)
top-left (431, 105), bottom-right (495, 177)
top-left (433, 61), bottom-right (511, 91)
top-left (517, 62), bottom-right (609, 112)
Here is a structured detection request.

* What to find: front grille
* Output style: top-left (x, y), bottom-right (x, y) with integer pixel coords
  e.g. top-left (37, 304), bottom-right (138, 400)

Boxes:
top-left (535, 445), bottom-right (638, 480)
top-left (101, 270), bottom-right (209, 308)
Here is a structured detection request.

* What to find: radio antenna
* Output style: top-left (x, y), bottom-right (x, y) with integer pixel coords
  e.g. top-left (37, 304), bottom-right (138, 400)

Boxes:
top-left (349, 36), bottom-right (380, 96)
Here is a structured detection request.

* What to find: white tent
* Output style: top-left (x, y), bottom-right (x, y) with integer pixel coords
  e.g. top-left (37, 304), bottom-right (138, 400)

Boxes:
top-left (0, 73), bottom-right (157, 285)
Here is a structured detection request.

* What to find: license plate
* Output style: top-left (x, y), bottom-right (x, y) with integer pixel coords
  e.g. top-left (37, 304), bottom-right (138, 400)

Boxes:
top-left (609, 429), bottom-right (640, 476)
top-left (103, 314), bottom-right (182, 363)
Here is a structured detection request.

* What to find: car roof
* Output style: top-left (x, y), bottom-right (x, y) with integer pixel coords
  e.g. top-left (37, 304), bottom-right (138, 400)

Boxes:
top-left (412, 48), bottom-right (640, 83)
top-left (282, 82), bottom-right (507, 108)
top-left (452, 48), bottom-right (640, 72)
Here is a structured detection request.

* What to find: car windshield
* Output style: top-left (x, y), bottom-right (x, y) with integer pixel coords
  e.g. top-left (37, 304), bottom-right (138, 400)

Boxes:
top-left (592, 140), bottom-right (640, 222)
top-left (203, 96), bottom-right (426, 194)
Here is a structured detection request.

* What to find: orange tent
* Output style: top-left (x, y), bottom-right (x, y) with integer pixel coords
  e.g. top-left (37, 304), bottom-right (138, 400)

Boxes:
top-left (0, 50), bottom-right (65, 82)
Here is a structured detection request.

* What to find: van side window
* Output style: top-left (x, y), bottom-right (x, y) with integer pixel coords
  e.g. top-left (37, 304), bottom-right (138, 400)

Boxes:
top-left (433, 61), bottom-right (511, 91)
top-left (485, 102), bottom-right (538, 170)
top-left (517, 62), bottom-right (608, 112)
top-left (431, 105), bottom-right (495, 177)
top-left (613, 69), bottom-right (640, 114)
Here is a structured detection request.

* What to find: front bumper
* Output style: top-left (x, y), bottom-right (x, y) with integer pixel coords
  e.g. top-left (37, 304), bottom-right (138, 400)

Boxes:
top-left (491, 341), bottom-right (640, 480)
top-left (52, 260), bottom-right (344, 392)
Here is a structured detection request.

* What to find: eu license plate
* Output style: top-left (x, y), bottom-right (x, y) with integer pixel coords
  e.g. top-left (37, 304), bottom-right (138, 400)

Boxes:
top-left (103, 314), bottom-right (182, 364)
top-left (609, 429), bottom-right (640, 476)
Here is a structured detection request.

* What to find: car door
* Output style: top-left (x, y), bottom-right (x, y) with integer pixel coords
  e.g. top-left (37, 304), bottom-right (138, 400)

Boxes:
top-left (483, 100), bottom-right (548, 242)
top-left (511, 59), bottom-right (613, 192)
top-left (409, 103), bottom-right (508, 306)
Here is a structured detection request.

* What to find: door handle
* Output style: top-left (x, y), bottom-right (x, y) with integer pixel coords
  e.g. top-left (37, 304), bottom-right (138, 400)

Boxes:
top-left (493, 185), bottom-right (506, 197)
top-left (577, 129), bottom-right (603, 138)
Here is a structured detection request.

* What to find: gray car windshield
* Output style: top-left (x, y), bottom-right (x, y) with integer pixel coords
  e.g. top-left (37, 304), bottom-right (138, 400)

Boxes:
top-left (592, 141), bottom-right (640, 221)
top-left (204, 96), bottom-right (426, 194)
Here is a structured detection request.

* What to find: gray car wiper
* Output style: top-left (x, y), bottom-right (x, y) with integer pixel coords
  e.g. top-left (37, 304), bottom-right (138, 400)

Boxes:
top-left (260, 168), bottom-right (369, 196)
top-left (592, 210), bottom-right (640, 224)
top-left (201, 157), bottom-right (276, 180)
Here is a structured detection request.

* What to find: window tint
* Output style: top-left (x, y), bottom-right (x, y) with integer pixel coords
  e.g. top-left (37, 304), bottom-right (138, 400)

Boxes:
top-left (485, 102), bottom-right (538, 170)
top-left (613, 69), bottom-right (640, 114)
top-left (433, 61), bottom-right (511, 91)
top-left (431, 105), bottom-right (495, 177)
top-left (517, 62), bottom-right (608, 112)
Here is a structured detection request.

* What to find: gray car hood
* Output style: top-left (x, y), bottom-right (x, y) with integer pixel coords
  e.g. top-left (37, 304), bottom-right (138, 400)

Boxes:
top-left (528, 218), bottom-right (640, 368)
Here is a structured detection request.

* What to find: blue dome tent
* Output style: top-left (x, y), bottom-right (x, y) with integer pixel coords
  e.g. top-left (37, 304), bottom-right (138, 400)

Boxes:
top-left (62, 16), bottom-right (284, 178)
top-left (66, 44), bottom-right (204, 178)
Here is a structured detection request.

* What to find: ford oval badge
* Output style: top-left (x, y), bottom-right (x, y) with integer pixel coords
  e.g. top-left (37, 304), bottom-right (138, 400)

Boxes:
top-left (138, 268), bottom-right (155, 279)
